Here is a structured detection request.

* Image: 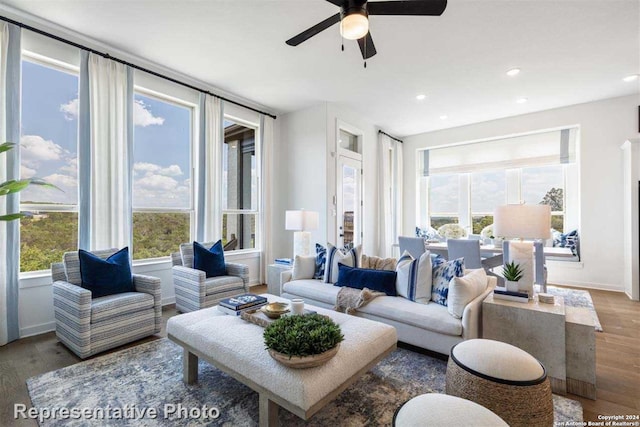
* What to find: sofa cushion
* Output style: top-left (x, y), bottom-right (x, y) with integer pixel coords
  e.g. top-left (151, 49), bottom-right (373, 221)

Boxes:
top-left (357, 296), bottom-right (463, 336)
top-left (292, 255), bottom-right (316, 280)
top-left (431, 256), bottom-right (465, 306)
top-left (205, 276), bottom-right (245, 295)
top-left (335, 264), bottom-right (397, 296)
top-left (324, 243), bottom-right (360, 284)
top-left (79, 247), bottom-right (134, 298)
top-left (282, 279), bottom-right (341, 305)
top-left (91, 292), bottom-right (154, 323)
top-left (194, 240), bottom-right (227, 278)
top-left (448, 268), bottom-right (488, 319)
top-left (396, 250), bottom-right (432, 303)
top-left (360, 254), bottom-right (397, 271)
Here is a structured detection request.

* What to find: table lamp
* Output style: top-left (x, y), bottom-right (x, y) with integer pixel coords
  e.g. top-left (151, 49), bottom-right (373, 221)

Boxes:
top-left (493, 204), bottom-right (551, 297)
top-left (285, 210), bottom-right (319, 258)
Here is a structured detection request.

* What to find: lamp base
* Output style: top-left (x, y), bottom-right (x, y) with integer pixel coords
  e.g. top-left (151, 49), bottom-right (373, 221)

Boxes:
top-left (293, 231), bottom-right (312, 259)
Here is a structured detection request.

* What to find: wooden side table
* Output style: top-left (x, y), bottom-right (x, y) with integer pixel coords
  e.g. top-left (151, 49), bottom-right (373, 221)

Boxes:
top-left (267, 264), bottom-right (292, 296)
top-left (565, 306), bottom-right (596, 399)
top-left (482, 293), bottom-right (567, 394)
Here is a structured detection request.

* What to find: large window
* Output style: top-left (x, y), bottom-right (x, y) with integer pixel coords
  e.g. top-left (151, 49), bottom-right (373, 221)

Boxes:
top-left (222, 119), bottom-right (258, 251)
top-left (132, 92), bottom-right (193, 260)
top-left (429, 174), bottom-right (459, 228)
top-left (19, 58), bottom-right (79, 272)
top-left (470, 170), bottom-right (506, 233)
top-left (418, 128), bottom-right (577, 235)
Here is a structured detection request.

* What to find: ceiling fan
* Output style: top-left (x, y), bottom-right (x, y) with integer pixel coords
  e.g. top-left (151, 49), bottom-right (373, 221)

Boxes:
top-left (285, 0), bottom-right (448, 64)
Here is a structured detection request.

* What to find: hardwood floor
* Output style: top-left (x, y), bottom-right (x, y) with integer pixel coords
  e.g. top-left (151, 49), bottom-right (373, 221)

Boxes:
top-left (0, 284), bottom-right (638, 425)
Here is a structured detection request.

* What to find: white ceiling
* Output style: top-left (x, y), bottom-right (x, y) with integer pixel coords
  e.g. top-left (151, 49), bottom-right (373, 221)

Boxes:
top-left (3, 0), bottom-right (639, 136)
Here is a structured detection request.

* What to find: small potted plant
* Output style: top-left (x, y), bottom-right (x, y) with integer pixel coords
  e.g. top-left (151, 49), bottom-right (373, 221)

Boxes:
top-left (503, 261), bottom-right (524, 293)
top-left (263, 313), bottom-right (344, 369)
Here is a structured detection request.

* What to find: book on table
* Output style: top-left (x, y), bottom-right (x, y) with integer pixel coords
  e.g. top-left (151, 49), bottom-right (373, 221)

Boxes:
top-left (493, 289), bottom-right (529, 303)
top-left (274, 258), bottom-right (292, 266)
top-left (218, 293), bottom-right (268, 310)
top-left (218, 301), bottom-right (268, 316)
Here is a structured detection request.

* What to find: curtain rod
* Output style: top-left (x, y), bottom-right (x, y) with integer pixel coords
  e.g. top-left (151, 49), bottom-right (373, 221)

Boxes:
top-left (0, 15), bottom-right (277, 120)
top-left (378, 130), bottom-right (403, 143)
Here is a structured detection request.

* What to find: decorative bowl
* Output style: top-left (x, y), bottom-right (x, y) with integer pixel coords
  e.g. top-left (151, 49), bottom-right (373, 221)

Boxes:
top-left (268, 344), bottom-right (340, 369)
top-left (262, 302), bottom-right (290, 319)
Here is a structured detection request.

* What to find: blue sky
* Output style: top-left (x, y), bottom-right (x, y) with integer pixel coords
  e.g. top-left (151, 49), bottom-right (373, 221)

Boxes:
top-left (20, 60), bottom-right (192, 208)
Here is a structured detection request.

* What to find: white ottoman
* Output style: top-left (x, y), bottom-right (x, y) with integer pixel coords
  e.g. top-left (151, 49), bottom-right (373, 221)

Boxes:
top-left (446, 338), bottom-right (554, 427)
top-left (393, 393), bottom-right (508, 427)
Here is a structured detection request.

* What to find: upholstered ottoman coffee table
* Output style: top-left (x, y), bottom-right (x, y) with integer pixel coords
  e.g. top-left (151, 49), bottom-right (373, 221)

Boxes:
top-left (167, 294), bottom-right (397, 427)
top-left (446, 339), bottom-right (554, 427)
top-left (394, 393), bottom-right (508, 427)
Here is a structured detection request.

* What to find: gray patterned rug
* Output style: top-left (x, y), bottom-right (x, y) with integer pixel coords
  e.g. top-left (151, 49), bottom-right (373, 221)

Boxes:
top-left (27, 339), bottom-right (582, 426)
top-left (546, 285), bottom-right (603, 331)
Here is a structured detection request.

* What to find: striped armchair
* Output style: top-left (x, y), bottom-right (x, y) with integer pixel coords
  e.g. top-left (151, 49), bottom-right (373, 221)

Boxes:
top-left (171, 242), bottom-right (249, 313)
top-left (51, 249), bottom-right (162, 359)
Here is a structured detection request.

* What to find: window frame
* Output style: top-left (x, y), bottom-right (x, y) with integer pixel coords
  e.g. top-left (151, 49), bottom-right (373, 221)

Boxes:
top-left (131, 86), bottom-right (197, 262)
top-left (19, 53), bottom-right (80, 275)
top-left (221, 114), bottom-right (261, 254)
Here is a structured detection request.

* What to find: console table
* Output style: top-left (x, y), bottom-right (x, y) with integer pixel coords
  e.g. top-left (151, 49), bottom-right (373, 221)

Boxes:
top-left (482, 293), bottom-right (596, 399)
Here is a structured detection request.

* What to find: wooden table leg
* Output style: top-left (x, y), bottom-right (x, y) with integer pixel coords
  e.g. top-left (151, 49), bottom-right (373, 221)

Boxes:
top-left (183, 349), bottom-right (198, 384)
top-left (259, 393), bottom-right (279, 427)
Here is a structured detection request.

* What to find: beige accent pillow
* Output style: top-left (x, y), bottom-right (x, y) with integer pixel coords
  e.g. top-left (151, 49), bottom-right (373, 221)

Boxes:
top-left (447, 268), bottom-right (488, 319)
top-left (292, 255), bottom-right (316, 280)
top-left (361, 254), bottom-right (397, 271)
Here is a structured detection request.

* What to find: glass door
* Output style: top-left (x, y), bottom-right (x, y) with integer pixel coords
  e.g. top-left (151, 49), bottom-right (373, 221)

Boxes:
top-left (337, 156), bottom-right (362, 247)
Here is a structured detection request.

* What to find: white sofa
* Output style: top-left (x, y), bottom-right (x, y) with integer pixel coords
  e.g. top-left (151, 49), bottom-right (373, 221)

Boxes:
top-left (280, 271), bottom-right (496, 355)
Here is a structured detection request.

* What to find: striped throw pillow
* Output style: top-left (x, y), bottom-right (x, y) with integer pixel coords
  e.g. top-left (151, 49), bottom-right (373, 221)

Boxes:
top-left (395, 250), bottom-right (432, 303)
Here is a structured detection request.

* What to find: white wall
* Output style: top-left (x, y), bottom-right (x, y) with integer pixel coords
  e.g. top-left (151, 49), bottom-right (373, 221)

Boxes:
top-left (403, 95), bottom-right (640, 292)
top-left (272, 102), bottom-right (382, 259)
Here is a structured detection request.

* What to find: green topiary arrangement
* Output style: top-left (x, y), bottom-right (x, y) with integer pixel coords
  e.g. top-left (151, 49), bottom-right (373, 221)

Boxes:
top-left (263, 314), bottom-right (344, 358)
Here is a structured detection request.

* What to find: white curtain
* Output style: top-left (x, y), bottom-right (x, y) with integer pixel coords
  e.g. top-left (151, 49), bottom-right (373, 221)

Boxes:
top-left (201, 96), bottom-right (222, 241)
top-left (0, 22), bottom-right (9, 346)
top-left (88, 54), bottom-right (133, 250)
top-left (0, 22), bottom-right (21, 345)
top-left (377, 132), bottom-right (403, 257)
top-left (260, 115), bottom-right (274, 283)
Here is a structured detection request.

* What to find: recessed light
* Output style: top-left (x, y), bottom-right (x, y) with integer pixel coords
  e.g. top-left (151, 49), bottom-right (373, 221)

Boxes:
top-left (416, 94), bottom-right (426, 101)
top-left (439, 115), bottom-right (448, 120)
top-left (506, 68), bottom-right (521, 77)
top-left (516, 97), bottom-right (528, 104)
top-left (623, 74), bottom-right (639, 82)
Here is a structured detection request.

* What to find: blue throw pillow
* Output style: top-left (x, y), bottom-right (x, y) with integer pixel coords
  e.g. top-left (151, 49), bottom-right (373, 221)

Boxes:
top-left (335, 263), bottom-right (397, 296)
top-left (314, 243), bottom-right (327, 280)
top-left (79, 247), bottom-right (133, 299)
top-left (431, 256), bottom-right (465, 306)
top-left (193, 240), bottom-right (226, 278)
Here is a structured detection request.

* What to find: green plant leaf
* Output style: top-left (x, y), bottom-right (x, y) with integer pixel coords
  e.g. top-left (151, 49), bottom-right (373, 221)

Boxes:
top-left (0, 178), bottom-right (61, 196)
top-left (0, 213), bottom-right (24, 221)
top-left (0, 142), bottom-right (16, 154)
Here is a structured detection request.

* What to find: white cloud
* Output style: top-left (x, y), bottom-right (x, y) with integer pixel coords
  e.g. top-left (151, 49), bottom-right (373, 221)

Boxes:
top-left (134, 100), bottom-right (164, 127)
top-left (133, 162), bottom-right (182, 177)
top-left (20, 165), bottom-right (36, 179)
top-left (59, 157), bottom-right (78, 176)
top-left (60, 98), bottom-right (79, 121)
top-left (136, 174), bottom-right (178, 191)
top-left (44, 173), bottom-right (78, 188)
top-left (21, 135), bottom-right (64, 168)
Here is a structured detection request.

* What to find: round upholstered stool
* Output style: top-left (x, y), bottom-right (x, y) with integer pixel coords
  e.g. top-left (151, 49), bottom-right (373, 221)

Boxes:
top-left (446, 338), bottom-right (554, 427)
top-left (393, 393), bottom-right (508, 427)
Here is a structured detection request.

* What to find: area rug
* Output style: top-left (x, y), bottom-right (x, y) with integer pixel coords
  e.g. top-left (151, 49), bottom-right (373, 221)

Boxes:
top-left (546, 285), bottom-right (603, 331)
top-left (27, 339), bottom-right (583, 426)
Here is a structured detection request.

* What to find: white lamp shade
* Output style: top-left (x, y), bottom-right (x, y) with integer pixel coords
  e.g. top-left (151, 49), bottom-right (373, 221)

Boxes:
top-left (285, 210), bottom-right (319, 231)
top-left (493, 204), bottom-right (551, 239)
top-left (340, 13), bottom-right (369, 40)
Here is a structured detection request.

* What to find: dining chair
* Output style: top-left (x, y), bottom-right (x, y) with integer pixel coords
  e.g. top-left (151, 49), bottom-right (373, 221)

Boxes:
top-left (447, 239), bottom-right (482, 268)
top-left (398, 236), bottom-right (426, 260)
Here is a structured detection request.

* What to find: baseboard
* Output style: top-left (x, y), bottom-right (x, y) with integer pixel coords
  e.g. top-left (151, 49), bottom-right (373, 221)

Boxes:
top-left (547, 280), bottom-right (624, 293)
top-left (20, 321), bottom-right (55, 338)
top-left (162, 296), bottom-right (176, 306)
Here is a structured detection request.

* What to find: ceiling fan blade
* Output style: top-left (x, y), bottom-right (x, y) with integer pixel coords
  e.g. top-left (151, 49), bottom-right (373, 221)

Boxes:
top-left (368, 0), bottom-right (447, 16)
top-left (325, 0), bottom-right (343, 5)
top-left (286, 13), bottom-right (341, 46)
top-left (357, 32), bottom-right (377, 59)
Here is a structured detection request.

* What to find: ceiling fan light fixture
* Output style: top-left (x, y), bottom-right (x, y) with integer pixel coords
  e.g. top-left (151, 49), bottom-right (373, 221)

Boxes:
top-left (340, 12), bottom-right (369, 40)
